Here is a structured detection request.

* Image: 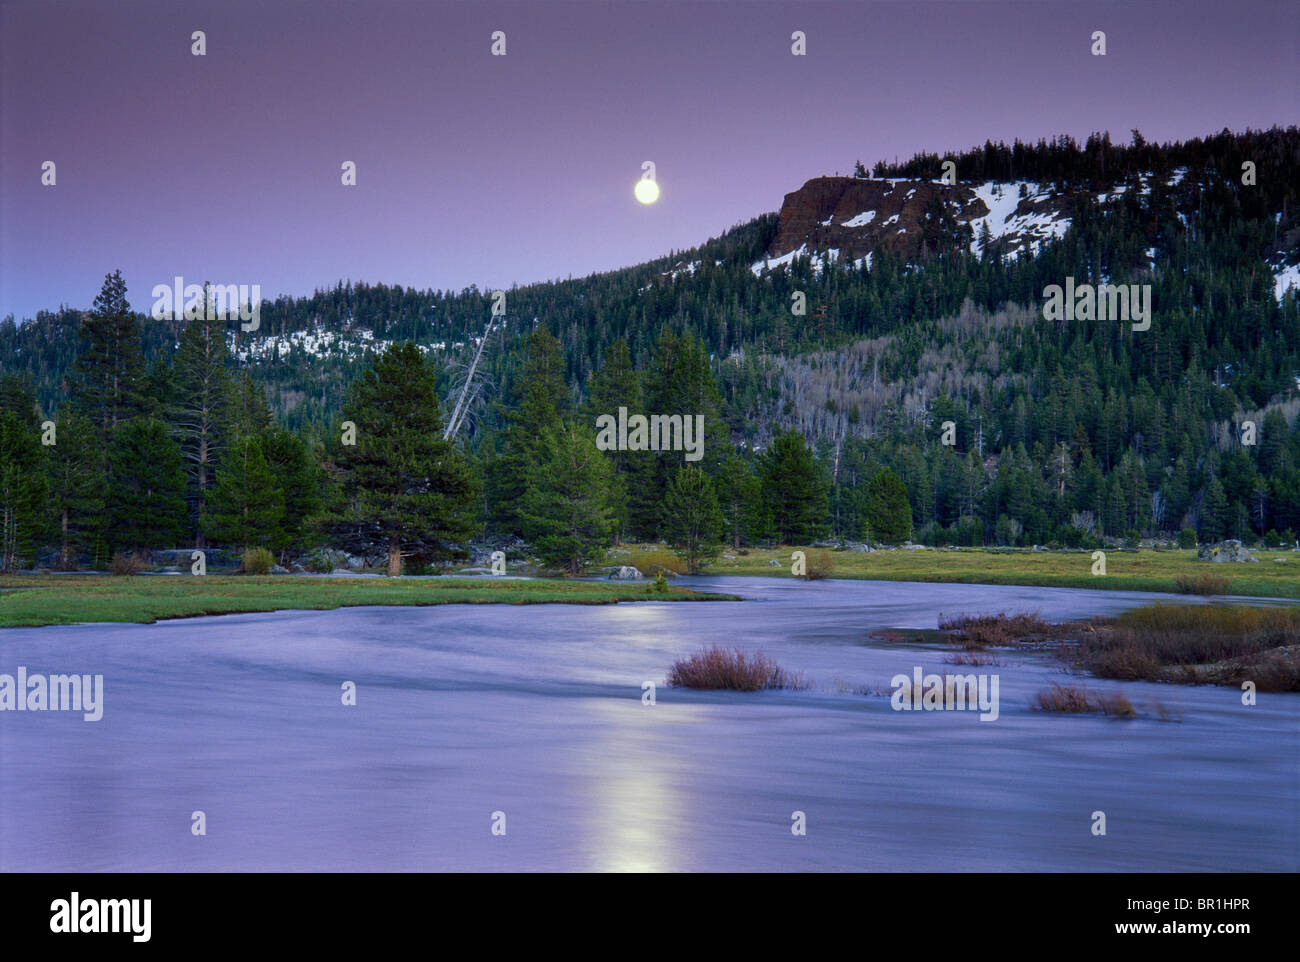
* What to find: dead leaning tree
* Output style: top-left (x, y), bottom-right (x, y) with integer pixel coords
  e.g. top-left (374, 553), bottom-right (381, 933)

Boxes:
top-left (442, 310), bottom-right (501, 441)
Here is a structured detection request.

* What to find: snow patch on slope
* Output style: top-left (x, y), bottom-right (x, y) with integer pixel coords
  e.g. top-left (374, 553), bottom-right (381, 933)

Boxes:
top-left (968, 181), bottom-right (1070, 258)
top-left (1275, 262), bottom-right (1300, 301)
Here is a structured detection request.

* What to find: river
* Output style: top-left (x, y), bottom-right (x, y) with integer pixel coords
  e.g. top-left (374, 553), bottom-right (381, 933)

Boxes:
top-left (1, 577), bottom-right (1295, 871)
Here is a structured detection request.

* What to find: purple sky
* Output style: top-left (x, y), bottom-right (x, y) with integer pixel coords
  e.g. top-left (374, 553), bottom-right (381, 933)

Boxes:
top-left (1, 0), bottom-right (1296, 320)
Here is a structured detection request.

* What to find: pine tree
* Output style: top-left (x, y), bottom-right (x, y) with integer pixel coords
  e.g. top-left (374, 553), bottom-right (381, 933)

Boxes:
top-left (1200, 476), bottom-right (1228, 542)
top-left (663, 464), bottom-right (723, 574)
top-left (491, 324), bottom-right (567, 534)
top-left (1258, 409), bottom-right (1289, 475)
top-left (201, 435), bottom-right (285, 552)
top-left (107, 418), bottom-right (188, 554)
top-left (71, 270), bottom-right (147, 439)
top-left (262, 428), bottom-right (321, 557)
top-left (585, 339), bottom-right (641, 542)
top-left (861, 467), bottom-right (912, 544)
top-left (715, 452), bottom-right (764, 549)
top-left (0, 410), bottom-right (49, 571)
top-left (758, 430), bottom-right (829, 544)
top-left (174, 289), bottom-right (234, 544)
top-left (47, 411), bottom-right (104, 569)
top-left (325, 342), bottom-right (478, 575)
top-left (633, 328), bottom-right (726, 538)
top-left (520, 421), bottom-right (614, 574)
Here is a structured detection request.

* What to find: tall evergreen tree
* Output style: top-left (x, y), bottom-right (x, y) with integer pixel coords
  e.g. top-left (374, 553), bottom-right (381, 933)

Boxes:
top-left (47, 411), bottom-right (104, 569)
top-left (520, 421), bottom-right (614, 575)
top-left (107, 418), bottom-right (187, 554)
top-left (662, 464), bottom-right (723, 574)
top-left (490, 324), bottom-right (567, 534)
top-left (585, 338), bottom-right (641, 542)
top-left (71, 270), bottom-right (147, 439)
top-left (201, 435), bottom-right (285, 553)
top-left (758, 430), bottom-right (829, 544)
top-left (174, 287), bottom-right (234, 544)
top-left (262, 428), bottom-right (322, 557)
top-left (0, 410), bottom-right (48, 571)
top-left (632, 328), bottom-right (726, 538)
top-left (324, 342), bottom-right (478, 575)
top-left (861, 467), bottom-right (912, 544)
top-left (715, 451), bottom-right (765, 549)
top-left (1200, 476), bottom-right (1229, 542)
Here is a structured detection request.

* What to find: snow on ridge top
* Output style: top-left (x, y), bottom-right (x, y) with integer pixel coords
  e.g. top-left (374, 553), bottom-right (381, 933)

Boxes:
top-left (841, 210), bottom-right (876, 227)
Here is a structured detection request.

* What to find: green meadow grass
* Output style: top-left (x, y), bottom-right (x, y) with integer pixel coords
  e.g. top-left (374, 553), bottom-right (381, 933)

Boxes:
top-left (618, 545), bottom-right (1300, 599)
top-left (0, 575), bottom-right (736, 629)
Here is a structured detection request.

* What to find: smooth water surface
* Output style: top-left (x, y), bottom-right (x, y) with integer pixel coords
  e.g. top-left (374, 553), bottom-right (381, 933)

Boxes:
top-left (1, 577), bottom-right (1295, 871)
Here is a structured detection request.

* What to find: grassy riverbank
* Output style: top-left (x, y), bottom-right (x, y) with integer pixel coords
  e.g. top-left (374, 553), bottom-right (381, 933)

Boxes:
top-left (0, 575), bottom-right (736, 629)
top-left (928, 606), bottom-right (1300, 692)
top-left (620, 545), bottom-right (1300, 599)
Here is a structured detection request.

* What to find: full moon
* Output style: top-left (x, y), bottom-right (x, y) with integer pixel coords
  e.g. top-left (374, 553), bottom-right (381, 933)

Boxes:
top-left (634, 179), bottom-right (660, 205)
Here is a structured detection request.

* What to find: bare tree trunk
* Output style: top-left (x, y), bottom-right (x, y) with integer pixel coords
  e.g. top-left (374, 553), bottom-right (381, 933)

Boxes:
top-left (387, 536), bottom-right (402, 577)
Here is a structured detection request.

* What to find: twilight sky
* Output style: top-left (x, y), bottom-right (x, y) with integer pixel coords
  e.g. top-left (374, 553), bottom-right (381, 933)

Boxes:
top-left (1, 0), bottom-right (1296, 320)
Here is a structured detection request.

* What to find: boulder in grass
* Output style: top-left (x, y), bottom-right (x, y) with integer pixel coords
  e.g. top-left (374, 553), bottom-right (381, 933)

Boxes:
top-left (1197, 540), bottom-right (1257, 563)
top-left (607, 565), bottom-right (643, 581)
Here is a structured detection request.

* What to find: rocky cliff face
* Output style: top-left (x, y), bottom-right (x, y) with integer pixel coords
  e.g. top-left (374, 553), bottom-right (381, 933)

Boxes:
top-left (755, 175), bottom-right (1075, 271)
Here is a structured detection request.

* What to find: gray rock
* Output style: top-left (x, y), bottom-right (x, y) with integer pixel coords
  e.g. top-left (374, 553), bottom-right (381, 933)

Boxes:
top-left (1197, 540), bottom-right (1257, 563)
top-left (768, 559), bottom-right (782, 567)
top-left (269, 565), bottom-right (289, 575)
top-left (607, 565), bottom-right (643, 581)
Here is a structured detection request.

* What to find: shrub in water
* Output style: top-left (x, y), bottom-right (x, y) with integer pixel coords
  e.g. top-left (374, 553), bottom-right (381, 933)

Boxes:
top-left (666, 646), bottom-right (802, 691)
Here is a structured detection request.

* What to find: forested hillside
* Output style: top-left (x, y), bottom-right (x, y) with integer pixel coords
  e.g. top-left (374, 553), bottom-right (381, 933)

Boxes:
top-left (2, 127), bottom-right (1298, 569)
